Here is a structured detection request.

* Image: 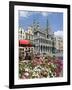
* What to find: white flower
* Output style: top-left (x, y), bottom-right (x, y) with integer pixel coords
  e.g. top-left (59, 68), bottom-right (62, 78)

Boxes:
top-left (24, 72), bottom-right (29, 76)
top-left (33, 65), bottom-right (42, 72)
top-left (25, 68), bottom-right (29, 72)
top-left (32, 71), bottom-right (39, 77)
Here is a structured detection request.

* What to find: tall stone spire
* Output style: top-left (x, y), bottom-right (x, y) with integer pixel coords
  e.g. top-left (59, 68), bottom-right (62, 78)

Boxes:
top-left (46, 18), bottom-right (49, 34)
top-left (36, 21), bottom-right (40, 30)
top-left (32, 18), bottom-right (36, 32)
top-left (33, 18), bottom-right (40, 31)
top-left (46, 18), bottom-right (49, 38)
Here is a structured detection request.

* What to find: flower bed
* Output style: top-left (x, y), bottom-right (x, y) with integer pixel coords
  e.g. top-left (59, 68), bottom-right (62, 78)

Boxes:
top-left (19, 56), bottom-right (63, 79)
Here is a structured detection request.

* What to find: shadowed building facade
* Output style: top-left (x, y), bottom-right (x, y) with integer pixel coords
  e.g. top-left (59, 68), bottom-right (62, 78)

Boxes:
top-left (31, 19), bottom-right (56, 55)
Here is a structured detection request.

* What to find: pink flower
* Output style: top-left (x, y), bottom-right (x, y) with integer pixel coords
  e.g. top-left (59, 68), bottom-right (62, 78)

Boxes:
top-left (32, 58), bottom-right (43, 66)
top-left (21, 71), bottom-right (30, 79)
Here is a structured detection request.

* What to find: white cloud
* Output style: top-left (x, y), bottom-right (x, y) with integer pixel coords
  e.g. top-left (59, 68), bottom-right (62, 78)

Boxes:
top-left (20, 11), bottom-right (52, 18)
top-left (42, 12), bottom-right (48, 16)
top-left (54, 30), bottom-right (63, 37)
top-left (20, 11), bottom-right (30, 18)
top-left (41, 12), bottom-right (52, 17)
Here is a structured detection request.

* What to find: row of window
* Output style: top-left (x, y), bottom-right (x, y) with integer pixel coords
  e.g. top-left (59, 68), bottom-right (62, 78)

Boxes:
top-left (26, 34), bottom-right (33, 40)
top-left (18, 34), bottom-right (33, 40)
top-left (34, 39), bottom-right (53, 45)
top-left (34, 46), bottom-right (53, 52)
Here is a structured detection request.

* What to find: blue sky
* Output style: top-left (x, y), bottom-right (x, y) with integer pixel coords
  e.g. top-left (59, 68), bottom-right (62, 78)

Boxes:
top-left (19, 10), bottom-right (63, 37)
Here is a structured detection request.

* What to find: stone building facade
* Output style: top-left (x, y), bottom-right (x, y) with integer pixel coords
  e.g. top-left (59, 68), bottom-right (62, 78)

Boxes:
top-left (18, 19), bottom-right (57, 56)
top-left (55, 36), bottom-right (63, 53)
top-left (31, 20), bottom-right (56, 55)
